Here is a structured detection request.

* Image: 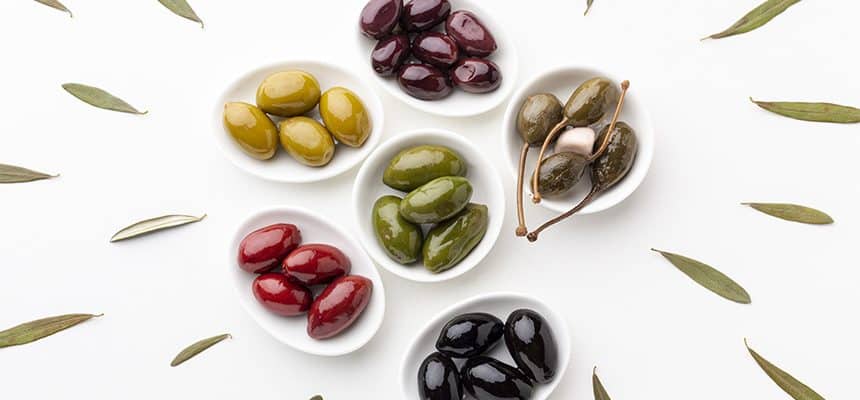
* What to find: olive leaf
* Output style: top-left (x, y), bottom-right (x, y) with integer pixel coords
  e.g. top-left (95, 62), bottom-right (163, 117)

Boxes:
top-left (110, 214), bottom-right (206, 243)
top-left (751, 98), bottom-right (860, 123)
top-left (584, 0), bottom-right (594, 15)
top-left (158, 0), bottom-right (204, 27)
top-left (0, 313), bottom-right (101, 348)
top-left (171, 334), bottom-right (230, 367)
top-left (651, 249), bottom-right (751, 304)
top-left (309, 396), bottom-right (323, 400)
top-left (703, 0), bottom-right (800, 40)
top-left (743, 203), bottom-right (834, 225)
top-left (0, 163), bottom-right (57, 183)
top-left (745, 339), bottom-right (826, 400)
top-left (62, 83), bottom-right (147, 114)
top-left (593, 367), bottom-right (612, 400)
top-left (34, 0), bottom-right (72, 17)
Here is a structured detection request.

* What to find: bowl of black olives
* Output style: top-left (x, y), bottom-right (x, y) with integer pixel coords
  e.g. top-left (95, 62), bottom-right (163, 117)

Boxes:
top-left (401, 292), bottom-right (570, 399)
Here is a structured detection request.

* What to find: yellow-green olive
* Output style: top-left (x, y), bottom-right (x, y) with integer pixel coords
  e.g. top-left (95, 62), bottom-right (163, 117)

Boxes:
top-left (319, 87), bottom-right (372, 147)
top-left (222, 102), bottom-right (278, 160)
top-left (256, 70), bottom-right (321, 117)
top-left (279, 117), bottom-right (335, 167)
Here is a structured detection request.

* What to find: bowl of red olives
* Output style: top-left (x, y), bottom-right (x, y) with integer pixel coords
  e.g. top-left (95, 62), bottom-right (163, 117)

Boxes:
top-left (230, 206), bottom-right (386, 356)
top-left (357, 0), bottom-right (518, 117)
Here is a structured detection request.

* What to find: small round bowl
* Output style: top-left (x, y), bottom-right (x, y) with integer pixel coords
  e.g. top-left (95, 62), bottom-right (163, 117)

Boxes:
top-left (355, 0), bottom-right (518, 117)
top-left (213, 60), bottom-right (385, 183)
top-left (502, 65), bottom-right (655, 214)
top-left (229, 206), bottom-right (386, 356)
top-left (352, 129), bottom-right (505, 283)
top-left (400, 292), bottom-right (571, 399)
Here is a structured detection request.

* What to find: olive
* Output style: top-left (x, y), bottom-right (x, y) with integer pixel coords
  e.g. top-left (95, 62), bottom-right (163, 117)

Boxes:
top-left (462, 356), bottom-right (533, 400)
top-left (445, 11), bottom-right (497, 57)
top-left (417, 352), bottom-right (463, 400)
top-left (222, 102), bottom-right (278, 160)
top-left (516, 93), bottom-right (564, 146)
top-left (400, 176), bottom-right (473, 224)
top-left (360, 0), bottom-right (403, 39)
top-left (252, 273), bottom-right (313, 317)
top-left (534, 151), bottom-right (589, 197)
top-left (423, 203), bottom-right (488, 273)
top-left (383, 145), bottom-right (467, 192)
top-left (398, 63), bottom-right (453, 101)
top-left (319, 87), bottom-right (372, 147)
top-left (435, 312), bottom-right (502, 358)
top-left (256, 70), bottom-right (321, 117)
top-left (413, 32), bottom-right (459, 68)
top-left (372, 34), bottom-right (410, 77)
top-left (451, 58), bottom-right (502, 94)
top-left (307, 275), bottom-right (373, 340)
top-left (564, 77), bottom-right (619, 127)
top-left (372, 195), bottom-right (423, 264)
top-left (504, 309), bottom-right (558, 384)
top-left (237, 223), bottom-right (302, 274)
top-left (279, 117), bottom-right (335, 167)
top-left (282, 244), bottom-right (351, 286)
top-left (592, 121), bottom-right (638, 191)
top-left (402, 0), bottom-right (451, 31)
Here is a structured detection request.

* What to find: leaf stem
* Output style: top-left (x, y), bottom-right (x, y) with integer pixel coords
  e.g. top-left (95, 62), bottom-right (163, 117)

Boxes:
top-left (515, 142), bottom-right (530, 237)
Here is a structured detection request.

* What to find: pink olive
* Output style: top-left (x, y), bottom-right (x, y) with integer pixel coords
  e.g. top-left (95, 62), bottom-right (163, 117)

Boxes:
top-left (360, 0), bottom-right (404, 39)
top-left (445, 10), bottom-right (497, 57)
top-left (451, 58), bottom-right (502, 94)
top-left (413, 32), bottom-right (459, 68)
top-left (372, 34), bottom-right (411, 77)
top-left (283, 244), bottom-right (351, 286)
top-left (398, 63), bottom-right (453, 101)
top-left (402, 0), bottom-right (451, 32)
top-left (237, 223), bottom-right (301, 274)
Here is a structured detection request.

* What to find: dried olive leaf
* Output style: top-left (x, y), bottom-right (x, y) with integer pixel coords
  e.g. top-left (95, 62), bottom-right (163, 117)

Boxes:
top-left (751, 98), bottom-right (860, 123)
top-left (593, 367), bottom-right (612, 400)
top-left (158, 0), bottom-right (204, 27)
top-left (0, 163), bottom-right (57, 183)
top-left (584, 0), bottom-right (594, 15)
top-left (110, 214), bottom-right (206, 243)
top-left (171, 334), bottom-right (230, 367)
top-left (62, 83), bottom-right (147, 115)
top-left (34, 0), bottom-right (72, 17)
top-left (743, 203), bottom-right (834, 225)
top-left (745, 339), bottom-right (826, 400)
top-left (309, 396), bottom-right (323, 400)
top-left (703, 0), bottom-right (800, 40)
top-left (651, 249), bottom-right (751, 304)
top-left (0, 313), bottom-right (101, 348)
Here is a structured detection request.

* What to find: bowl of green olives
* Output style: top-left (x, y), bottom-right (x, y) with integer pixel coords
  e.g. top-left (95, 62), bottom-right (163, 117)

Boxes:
top-left (214, 60), bottom-right (384, 183)
top-left (352, 129), bottom-right (505, 283)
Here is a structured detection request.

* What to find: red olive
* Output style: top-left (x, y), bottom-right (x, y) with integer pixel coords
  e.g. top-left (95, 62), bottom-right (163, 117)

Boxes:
top-left (445, 10), bottom-right (497, 57)
top-left (402, 0), bottom-right (451, 32)
top-left (412, 32), bottom-right (459, 68)
top-left (237, 223), bottom-right (301, 274)
top-left (252, 273), bottom-right (313, 317)
top-left (451, 58), bottom-right (502, 93)
top-left (283, 244), bottom-right (351, 286)
top-left (398, 63), bottom-right (453, 101)
top-left (307, 275), bottom-right (373, 340)
top-left (372, 34), bottom-right (411, 77)
top-left (360, 0), bottom-right (403, 39)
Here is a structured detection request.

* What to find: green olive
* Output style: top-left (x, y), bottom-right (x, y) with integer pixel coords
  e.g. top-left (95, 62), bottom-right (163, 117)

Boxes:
top-left (517, 93), bottom-right (564, 145)
top-left (423, 204), bottom-right (489, 273)
top-left (533, 152), bottom-right (589, 197)
top-left (383, 145), bottom-right (467, 192)
top-left (279, 117), bottom-right (335, 167)
top-left (372, 195), bottom-right (423, 264)
top-left (400, 176), bottom-right (473, 224)
top-left (319, 87), bottom-right (371, 147)
top-left (222, 102), bottom-right (278, 160)
top-left (256, 70), bottom-right (321, 117)
top-left (564, 77), bottom-right (619, 127)
top-left (592, 121), bottom-right (638, 191)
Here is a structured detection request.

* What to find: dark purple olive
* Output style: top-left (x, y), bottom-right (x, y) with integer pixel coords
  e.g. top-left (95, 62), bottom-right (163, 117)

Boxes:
top-left (462, 356), bottom-right (533, 400)
top-left (504, 309), bottom-right (558, 384)
top-left (360, 0), bottom-right (403, 39)
top-left (445, 10), bottom-right (497, 57)
top-left (451, 58), bottom-right (502, 94)
top-left (372, 34), bottom-right (410, 76)
top-left (402, 0), bottom-right (451, 32)
top-left (417, 352), bottom-right (462, 400)
top-left (412, 32), bottom-right (459, 68)
top-left (435, 313), bottom-right (503, 358)
top-left (398, 63), bottom-right (453, 101)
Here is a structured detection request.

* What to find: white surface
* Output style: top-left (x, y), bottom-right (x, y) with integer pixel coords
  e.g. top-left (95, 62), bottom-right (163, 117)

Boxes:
top-left (0, 1), bottom-right (858, 399)
top-left (353, 129), bottom-right (505, 283)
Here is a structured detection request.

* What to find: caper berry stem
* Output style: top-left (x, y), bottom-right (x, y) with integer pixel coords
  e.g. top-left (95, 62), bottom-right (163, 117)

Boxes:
top-left (527, 185), bottom-right (600, 242)
top-left (530, 118), bottom-right (571, 204)
top-left (588, 80), bottom-right (630, 162)
top-left (515, 142), bottom-right (530, 236)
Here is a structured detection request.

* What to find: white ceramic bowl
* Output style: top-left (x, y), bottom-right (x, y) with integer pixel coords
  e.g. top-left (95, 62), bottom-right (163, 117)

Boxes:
top-left (229, 206), bottom-right (386, 356)
top-left (400, 292), bottom-right (571, 399)
top-left (502, 65), bottom-right (655, 214)
top-left (353, 129), bottom-right (505, 283)
top-left (213, 60), bottom-right (385, 183)
top-left (355, 0), bottom-right (518, 117)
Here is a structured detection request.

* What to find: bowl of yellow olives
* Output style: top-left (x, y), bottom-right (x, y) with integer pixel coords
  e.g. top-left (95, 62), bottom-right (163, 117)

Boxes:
top-left (214, 60), bottom-right (385, 183)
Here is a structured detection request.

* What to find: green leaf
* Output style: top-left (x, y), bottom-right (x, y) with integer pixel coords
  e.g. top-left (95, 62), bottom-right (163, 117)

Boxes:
top-left (745, 340), bottom-right (826, 400)
top-left (651, 249), bottom-right (751, 304)
top-left (593, 367), bottom-right (612, 400)
top-left (111, 214), bottom-right (206, 242)
top-left (34, 0), bottom-right (72, 17)
top-left (158, 0), bottom-right (204, 27)
top-left (743, 203), bottom-right (833, 225)
top-left (171, 334), bottom-right (230, 367)
top-left (584, 0), bottom-right (594, 15)
top-left (0, 313), bottom-right (101, 348)
top-left (703, 0), bottom-right (800, 40)
top-left (62, 83), bottom-right (147, 114)
top-left (751, 98), bottom-right (860, 123)
top-left (0, 163), bottom-right (57, 183)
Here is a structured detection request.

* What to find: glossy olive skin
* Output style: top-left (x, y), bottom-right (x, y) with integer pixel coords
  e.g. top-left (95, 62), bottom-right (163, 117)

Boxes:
top-left (372, 34), bottom-right (410, 77)
top-left (413, 32), bottom-right (459, 68)
top-left (592, 121), bottom-right (638, 191)
top-left (505, 309), bottom-right (558, 384)
top-left (517, 94), bottom-right (564, 145)
top-left (238, 223), bottom-right (302, 273)
top-left (564, 77), bottom-right (619, 127)
top-left (252, 273), bottom-right (313, 317)
top-left (360, 0), bottom-right (403, 39)
top-left (418, 352), bottom-right (463, 400)
top-left (398, 63), bottom-right (453, 100)
top-left (256, 70), bottom-right (321, 117)
top-left (402, 0), bottom-right (451, 31)
top-left (279, 117), bottom-right (335, 167)
top-left (307, 275), bottom-right (373, 340)
top-left (462, 357), bottom-right (534, 400)
top-left (445, 11), bottom-right (497, 57)
top-left (383, 145), bottom-right (467, 192)
top-left (400, 176), bottom-right (473, 224)
top-left (320, 87), bottom-right (372, 147)
top-left (372, 196), bottom-right (423, 264)
top-left (451, 58), bottom-right (502, 94)
top-left (223, 102), bottom-right (278, 160)
top-left (283, 244), bottom-right (351, 286)
top-left (423, 204), bottom-right (488, 273)
top-left (435, 312), bottom-right (503, 358)
top-left (534, 152), bottom-right (589, 197)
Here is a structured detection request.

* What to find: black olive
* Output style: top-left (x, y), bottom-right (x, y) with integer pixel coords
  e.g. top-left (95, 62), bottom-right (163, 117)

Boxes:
top-left (462, 356), bottom-right (533, 400)
top-left (417, 352), bottom-right (462, 400)
top-left (504, 309), bottom-right (558, 384)
top-left (435, 312), bottom-right (503, 358)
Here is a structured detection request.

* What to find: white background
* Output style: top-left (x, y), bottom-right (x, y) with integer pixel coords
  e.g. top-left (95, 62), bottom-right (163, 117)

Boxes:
top-left (0, 0), bottom-right (858, 398)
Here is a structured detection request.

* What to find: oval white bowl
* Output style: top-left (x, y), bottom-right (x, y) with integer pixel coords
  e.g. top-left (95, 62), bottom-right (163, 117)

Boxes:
top-left (502, 65), bottom-right (655, 214)
top-left (353, 129), bottom-right (505, 283)
top-left (213, 60), bottom-right (385, 183)
top-left (229, 206), bottom-right (386, 356)
top-left (400, 292), bottom-right (571, 399)
top-left (355, 0), bottom-right (518, 117)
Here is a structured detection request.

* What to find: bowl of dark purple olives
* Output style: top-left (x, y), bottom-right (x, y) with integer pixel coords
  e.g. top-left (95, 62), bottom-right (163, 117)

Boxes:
top-left (357, 0), bottom-right (518, 117)
top-left (401, 292), bottom-right (570, 399)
